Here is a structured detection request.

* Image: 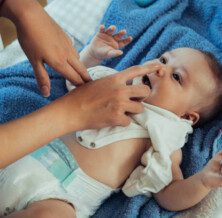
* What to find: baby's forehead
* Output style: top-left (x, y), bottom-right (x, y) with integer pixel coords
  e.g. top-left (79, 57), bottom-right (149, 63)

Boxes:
top-left (165, 47), bottom-right (202, 58)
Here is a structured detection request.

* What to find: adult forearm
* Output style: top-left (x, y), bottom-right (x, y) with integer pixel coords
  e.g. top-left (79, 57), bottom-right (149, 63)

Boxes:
top-left (0, 0), bottom-right (41, 21)
top-left (154, 172), bottom-right (210, 211)
top-left (0, 94), bottom-right (81, 168)
top-left (0, 65), bottom-right (154, 168)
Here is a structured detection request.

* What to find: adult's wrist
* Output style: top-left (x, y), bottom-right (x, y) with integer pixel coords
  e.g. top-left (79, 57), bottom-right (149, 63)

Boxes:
top-left (53, 90), bottom-right (87, 134)
top-left (0, 0), bottom-right (42, 24)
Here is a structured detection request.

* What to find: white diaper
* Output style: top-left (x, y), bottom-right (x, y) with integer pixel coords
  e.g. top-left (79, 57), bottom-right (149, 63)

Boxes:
top-left (0, 140), bottom-right (114, 218)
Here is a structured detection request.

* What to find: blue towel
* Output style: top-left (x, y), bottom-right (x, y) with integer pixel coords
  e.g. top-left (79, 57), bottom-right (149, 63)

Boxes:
top-left (93, 0), bottom-right (222, 217)
top-left (0, 0), bottom-right (221, 217)
top-left (0, 61), bottom-right (66, 124)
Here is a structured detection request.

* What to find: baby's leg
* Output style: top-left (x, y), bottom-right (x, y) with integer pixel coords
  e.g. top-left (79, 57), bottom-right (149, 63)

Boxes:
top-left (6, 199), bottom-right (75, 218)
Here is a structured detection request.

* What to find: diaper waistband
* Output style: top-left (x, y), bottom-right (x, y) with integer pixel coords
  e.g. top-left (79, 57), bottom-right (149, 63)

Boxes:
top-left (31, 138), bottom-right (78, 183)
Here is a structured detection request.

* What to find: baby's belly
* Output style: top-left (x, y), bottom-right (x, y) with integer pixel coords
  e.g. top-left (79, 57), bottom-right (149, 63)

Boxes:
top-left (60, 134), bottom-right (150, 189)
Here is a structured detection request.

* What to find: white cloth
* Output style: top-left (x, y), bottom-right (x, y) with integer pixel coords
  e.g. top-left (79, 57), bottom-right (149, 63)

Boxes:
top-left (66, 66), bottom-right (193, 197)
top-left (45, 0), bottom-right (111, 45)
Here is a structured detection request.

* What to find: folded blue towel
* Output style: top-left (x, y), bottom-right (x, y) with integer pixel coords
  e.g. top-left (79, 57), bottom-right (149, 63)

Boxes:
top-left (0, 61), bottom-right (66, 124)
top-left (0, 0), bottom-right (221, 217)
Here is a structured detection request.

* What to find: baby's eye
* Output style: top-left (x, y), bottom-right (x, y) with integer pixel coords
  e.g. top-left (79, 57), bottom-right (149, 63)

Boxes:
top-left (172, 73), bottom-right (182, 84)
top-left (159, 56), bottom-right (167, 64)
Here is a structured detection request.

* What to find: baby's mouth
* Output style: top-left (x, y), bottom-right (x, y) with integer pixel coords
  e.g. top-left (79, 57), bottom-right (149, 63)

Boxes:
top-left (142, 75), bottom-right (152, 89)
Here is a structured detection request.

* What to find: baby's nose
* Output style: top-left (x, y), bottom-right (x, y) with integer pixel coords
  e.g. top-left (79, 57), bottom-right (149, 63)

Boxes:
top-left (156, 65), bottom-right (172, 77)
top-left (156, 68), bottom-right (165, 77)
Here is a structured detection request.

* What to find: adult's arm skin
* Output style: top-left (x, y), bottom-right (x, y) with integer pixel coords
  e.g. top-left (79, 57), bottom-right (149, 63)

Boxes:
top-left (0, 0), bottom-right (90, 97)
top-left (0, 65), bottom-right (155, 168)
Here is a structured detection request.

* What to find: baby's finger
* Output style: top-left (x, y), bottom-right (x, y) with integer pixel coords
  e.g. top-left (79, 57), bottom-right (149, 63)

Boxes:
top-left (107, 49), bottom-right (123, 58)
top-left (106, 25), bottom-right (116, 35)
top-left (113, 29), bottom-right (127, 41)
top-left (99, 25), bottom-right (105, 33)
top-left (119, 36), bottom-right (133, 48)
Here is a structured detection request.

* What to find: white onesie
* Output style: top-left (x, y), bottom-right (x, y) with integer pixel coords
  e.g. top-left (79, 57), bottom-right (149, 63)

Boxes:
top-left (66, 66), bottom-right (193, 197)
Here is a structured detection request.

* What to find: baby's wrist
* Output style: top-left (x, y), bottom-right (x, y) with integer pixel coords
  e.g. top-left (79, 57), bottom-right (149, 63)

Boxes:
top-left (80, 46), bottom-right (102, 68)
top-left (87, 46), bottom-right (103, 63)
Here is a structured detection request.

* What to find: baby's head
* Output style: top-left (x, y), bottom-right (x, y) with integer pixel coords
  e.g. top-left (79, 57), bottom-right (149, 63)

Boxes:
top-left (138, 47), bottom-right (222, 126)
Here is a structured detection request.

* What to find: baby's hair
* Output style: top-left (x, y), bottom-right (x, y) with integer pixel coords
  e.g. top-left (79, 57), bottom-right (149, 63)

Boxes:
top-left (195, 50), bottom-right (222, 127)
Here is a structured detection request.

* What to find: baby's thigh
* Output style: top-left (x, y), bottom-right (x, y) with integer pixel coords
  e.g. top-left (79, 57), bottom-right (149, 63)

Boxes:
top-left (7, 199), bottom-right (76, 218)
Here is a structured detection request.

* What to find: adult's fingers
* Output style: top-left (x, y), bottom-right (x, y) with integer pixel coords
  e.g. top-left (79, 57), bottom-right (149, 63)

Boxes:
top-left (33, 62), bottom-right (51, 97)
top-left (120, 64), bottom-right (161, 82)
top-left (54, 61), bottom-right (85, 85)
top-left (124, 101), bottom-right (145, 114)
top-left (117, 115), bottom-right (131, 127)
top-left (67, 56), bottom-right (91, 82)
top-left (126, 85), bottom-right (150, 99)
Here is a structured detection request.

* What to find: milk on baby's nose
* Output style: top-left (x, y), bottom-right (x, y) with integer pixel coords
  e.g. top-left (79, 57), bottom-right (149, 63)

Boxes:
top-left (132, 77), bottom-right (143, 85)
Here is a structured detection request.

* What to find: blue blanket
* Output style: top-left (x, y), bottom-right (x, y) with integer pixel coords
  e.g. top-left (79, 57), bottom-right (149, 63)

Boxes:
top-left (0, 62), bottom-right (66, 123)
top-left (0, 0), bottom-right (221, 217)
top-left (94, 0), bottom-right (222, 217)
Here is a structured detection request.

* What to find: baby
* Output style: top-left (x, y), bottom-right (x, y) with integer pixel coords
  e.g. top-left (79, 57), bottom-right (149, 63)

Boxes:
top-left (1, 25), bottom-right (222, 218)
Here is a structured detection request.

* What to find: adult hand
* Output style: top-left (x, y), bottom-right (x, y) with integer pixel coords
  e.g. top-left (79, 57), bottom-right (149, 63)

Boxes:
top-left (0, 64), bottom-right (159, 168)
top-left (63, 64), bottom-right (160, 130)
top-left (0, 0), bottom-right (90, 97)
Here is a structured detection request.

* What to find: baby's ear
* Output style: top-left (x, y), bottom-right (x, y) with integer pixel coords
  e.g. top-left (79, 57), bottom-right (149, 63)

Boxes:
top-left (181, 112), bottom-right (200, 125)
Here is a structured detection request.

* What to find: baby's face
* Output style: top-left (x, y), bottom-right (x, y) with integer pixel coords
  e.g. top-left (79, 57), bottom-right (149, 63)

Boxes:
top-left (136, 48), bottom-right (216, 120)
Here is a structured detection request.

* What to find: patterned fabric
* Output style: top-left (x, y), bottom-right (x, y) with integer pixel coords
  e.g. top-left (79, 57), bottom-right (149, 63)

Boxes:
top-left (46, 0), bottom-right (111, 46)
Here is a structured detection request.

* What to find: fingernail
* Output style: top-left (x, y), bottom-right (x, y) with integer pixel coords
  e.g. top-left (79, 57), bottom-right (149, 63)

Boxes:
top-left (41, 85), bottom-right (49, 97)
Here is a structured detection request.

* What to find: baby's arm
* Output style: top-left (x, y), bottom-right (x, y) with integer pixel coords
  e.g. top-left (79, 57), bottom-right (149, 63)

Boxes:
top-left (154, 150), bottom-right (222, 211)
top-left (80, 25), bottom-right (132, 68)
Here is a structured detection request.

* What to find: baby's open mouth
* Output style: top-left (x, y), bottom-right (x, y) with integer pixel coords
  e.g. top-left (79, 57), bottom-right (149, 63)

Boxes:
top-left (142, 75), bottom-right (152, 89)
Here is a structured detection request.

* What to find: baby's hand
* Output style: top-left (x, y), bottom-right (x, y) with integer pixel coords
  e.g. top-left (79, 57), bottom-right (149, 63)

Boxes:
top-left (88, 25), bottom-right (132, 61)
top-left (200, 151), bottom-right (222, 189)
